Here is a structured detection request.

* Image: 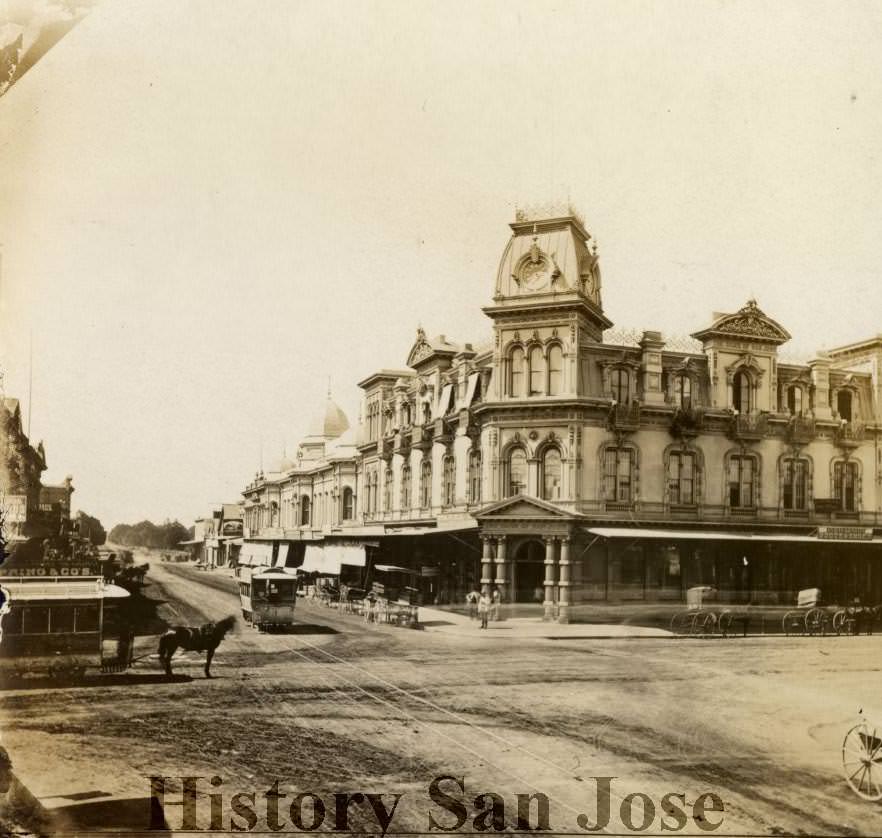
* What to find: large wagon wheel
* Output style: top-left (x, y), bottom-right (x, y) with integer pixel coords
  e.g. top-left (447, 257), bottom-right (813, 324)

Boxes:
top-left (805, 608), bottom-right (828, 636)
top-left (843, 722), bottom-right (882, 801)
top-left (832, 610), bottom-right (848, 636)
top-left (691, 611), bottom-right (717, 636)
top-left (783, 611), bottom-right (803, 636)
top-left (670, 612), bottom-right (692, 634)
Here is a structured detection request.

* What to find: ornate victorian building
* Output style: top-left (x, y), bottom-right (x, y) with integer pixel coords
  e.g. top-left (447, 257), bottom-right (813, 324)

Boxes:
top-left (241, 209), bottom-right (882, 621)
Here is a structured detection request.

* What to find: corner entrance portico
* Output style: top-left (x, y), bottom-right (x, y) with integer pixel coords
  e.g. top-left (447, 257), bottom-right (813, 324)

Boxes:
top-left (474, 495), bottom-right (579, 623)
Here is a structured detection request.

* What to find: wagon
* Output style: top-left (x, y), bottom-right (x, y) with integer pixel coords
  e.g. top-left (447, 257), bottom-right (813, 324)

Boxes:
top-left (670, 586), bottom-right (718, 635)
top-left (782, 588), bottom-right (830, 636)
top-left (842, 714), bottom-right (882, 800)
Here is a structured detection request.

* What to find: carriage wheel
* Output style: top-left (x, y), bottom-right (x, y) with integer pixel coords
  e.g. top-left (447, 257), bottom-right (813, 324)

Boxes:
top-left (691, 611), bottom-right (716, 636)
top-left (833, 610), bottom-right (847, 636)
top-left (782, 611), bottom-right (801, 636)
top-left (670, 612), bottom-right (692, 634)
top-left (805, 608), bottom-right (827, 637)
top-left (843, 722), bottom-right (882, 800)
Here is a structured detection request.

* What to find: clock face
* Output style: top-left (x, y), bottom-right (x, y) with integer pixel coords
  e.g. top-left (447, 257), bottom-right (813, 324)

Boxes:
top-left (521, 260), bottom-right (548, 292)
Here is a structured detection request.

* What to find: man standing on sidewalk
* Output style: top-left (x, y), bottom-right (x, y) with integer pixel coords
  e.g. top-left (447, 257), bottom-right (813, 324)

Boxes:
top-left (466, 587), bottom-right (479, 620)
top-left (477, 591), bottom-right (491, 629)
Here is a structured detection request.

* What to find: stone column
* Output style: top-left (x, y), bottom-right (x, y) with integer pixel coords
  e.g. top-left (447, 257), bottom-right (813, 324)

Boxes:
top-left (481, 537), bottom-right (494, 596)
top-left (558, 537), bottom-right (571, 624)
top-left (543, 537), bottom-right (557, 621)
top-left (494, 536), bottom-right (508, 607)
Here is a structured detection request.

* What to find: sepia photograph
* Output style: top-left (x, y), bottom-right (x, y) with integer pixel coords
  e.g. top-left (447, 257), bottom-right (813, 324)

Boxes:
top-left (1, 0), bottom-right (882, 834)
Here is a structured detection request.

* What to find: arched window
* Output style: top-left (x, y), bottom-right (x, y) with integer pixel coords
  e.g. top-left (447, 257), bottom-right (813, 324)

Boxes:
top-left (505, 448), bottom-right (527, 497)
top-left (509, 347), bottom-right (525, 397)
top-left (400, 464), bottom-right (412, 510)
top-left (833, 460), bottom-right (859, 512)
top-left (528, 346), bottom-right (545, 396)
top-left (547, 345), bottom-right (563, 395)
top-left (541, 448), bottom-right (562, 500)
top-left (674, 375), bottom-right (692, 409)
top-left (611, 368), bottom-right (630, 404)
top-left (603, 447), bottom-right (634, 502)
top-left (468, 449), bottom-right (482, 504)
top-left (384, 467), bottom-right (393, 512)
top-left (300, 495), bottom-right (311, 526)
top-left (786, 385), bottom-right (803, 416)
top-left (420, 460), bottom-right (432, 509)
top-left (442, 454), bottom-right (456, 506)
top-left (342, 487), bottom-right (354, 520)
top-left (732, 371), bottom-right (751, 413)
top-left (728, 455), bottom-right (756, 508)
top-left (837, 390), bottom-right (853, 423)
top-left (782, 458), bottom-right (808, 510)
top-left (370, 471), bottom-right (378, 514)
top-left (668, 451), bottom-right (696, 505)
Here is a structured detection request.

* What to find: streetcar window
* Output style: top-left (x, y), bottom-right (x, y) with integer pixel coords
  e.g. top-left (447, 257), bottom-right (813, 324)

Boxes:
top-left (75, 606), bottom-right (99, 633)
top-left (2, 608), bottom-right (22, 634)
top-left (50, 606), bottom-right (75, 634)
top-left (22, 606), bottom-right (50, 634)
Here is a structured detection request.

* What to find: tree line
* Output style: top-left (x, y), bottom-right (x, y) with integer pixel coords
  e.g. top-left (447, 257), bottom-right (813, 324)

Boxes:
top-left (108, 519), bottom-right (191, 550)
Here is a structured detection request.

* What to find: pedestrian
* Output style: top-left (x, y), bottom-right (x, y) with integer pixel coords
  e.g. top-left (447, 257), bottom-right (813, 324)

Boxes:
top-left (491, 587), bottom-right (501, 621)
top-left (466, 587), bottom-right (479, 620)
top-left (477, 590), bottom-right (491, 629)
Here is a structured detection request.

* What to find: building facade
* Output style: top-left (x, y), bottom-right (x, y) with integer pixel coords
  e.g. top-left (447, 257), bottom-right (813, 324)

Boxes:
top-left (242, 209), bottom-right (882, 621)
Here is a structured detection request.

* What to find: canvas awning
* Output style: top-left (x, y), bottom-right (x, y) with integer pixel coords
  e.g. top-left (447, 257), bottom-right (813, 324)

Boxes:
top-left (464, 372), bottom-right (480, 406)
top-left (274, 543), bottom-right (290, 567)
top-left (585, 527), bottom-right (882, 544)
top-left (434, 383), bottom-right (454, 419)
top-left (239, 542), bottom-right (274, 566)
top-left (300, 545), bottom-right (340, 575)
top-left (323, 542), bottom-right (367, 568)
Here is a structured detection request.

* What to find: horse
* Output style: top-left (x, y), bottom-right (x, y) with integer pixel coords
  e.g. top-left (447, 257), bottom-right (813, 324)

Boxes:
top-left (158, 615), bottom-right (236, 678)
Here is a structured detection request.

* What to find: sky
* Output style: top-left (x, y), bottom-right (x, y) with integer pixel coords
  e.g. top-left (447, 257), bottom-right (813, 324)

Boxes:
top-left (1, 0), bottom-right (881, 528)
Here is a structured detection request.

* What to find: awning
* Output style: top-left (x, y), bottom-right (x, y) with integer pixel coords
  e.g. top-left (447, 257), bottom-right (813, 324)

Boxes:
top-left (300, 545), bottom-right (341, 575)
top-left (374, 564), bottom-right (419, 574)
top-left (434, 383), bottom-right (454, 419)
top-left (465, 372), bottom-right (480, 406)
top-left (274, 543), bottom-right (290, 567)
top-left (239, 542), bottom-right (274, 566)
top-left (323, 542), bottom-right (367, 568)
top-left (178, 539), bottom-right (203, 545)
top-left (586, 527), bottom-right (882, 545)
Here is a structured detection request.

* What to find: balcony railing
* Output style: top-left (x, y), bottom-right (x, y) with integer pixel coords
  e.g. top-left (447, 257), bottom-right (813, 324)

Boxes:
top-left (835, 421), bottom-right (865, 449)
top-left (607, 402), bottom-right (641, 433)
top-left (728, 412), bottom-right (768, 442)
top-left (669, 406), bottom-right (704, 439)
top-left (786, 415), bottom-right (816, 445)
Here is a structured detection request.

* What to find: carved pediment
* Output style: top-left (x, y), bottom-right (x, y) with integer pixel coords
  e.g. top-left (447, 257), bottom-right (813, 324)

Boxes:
top-left (692, 299), bottom-right (791, 345)
top-left (474, 494), bottom-right (578, 520)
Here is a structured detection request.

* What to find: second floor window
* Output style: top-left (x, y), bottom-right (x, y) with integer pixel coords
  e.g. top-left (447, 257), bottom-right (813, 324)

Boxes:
top-left (541, 448), bottom-right (562, 500)
top-left (668, 451), bottom-right (696, 505)
top-left (420, 461), bottom-right (432, 509)
top-left (384, 468), bottom-right (393, 512)
top-left (342, 487), bottom-right (354, 520)
top-left (728, 455), bottom-right (755, 508)
top-left (529, 346), bottom-right (545, 396)
top-left (442, 455), bottom-right (456, 506)
top-left (833, 461), bottom-right (858, 512)
top-left (468, 449), bottom-right (482, 504)
top-left (603, 447), bottom-right (633, 502)
top-left (548, 345), bottom-right (563, 395)
top-left (509, 347), bottom-right (525, 397)
top-left (674, 375), bottom-right (692, 409)
top-left (782, 458), bottom-right (808, 511)
top-left (733, 371), bottom-right (751, 413)
top-left (505, 448), bottom-right (527, 497)
top-left (837, 390), bottom-right (854, 423)
top-left (786, 385), bottom-right (804, 416)
top-left (400, 464), bottom-right (412, 510)
top-left (611, 369), bottom-right (630, 404)
top-left (300, 495), bottom-right (310, 526)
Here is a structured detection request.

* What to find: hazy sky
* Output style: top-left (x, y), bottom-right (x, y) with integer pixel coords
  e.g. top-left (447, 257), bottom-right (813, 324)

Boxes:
top-left (1, 0), bottom-right (881, 527)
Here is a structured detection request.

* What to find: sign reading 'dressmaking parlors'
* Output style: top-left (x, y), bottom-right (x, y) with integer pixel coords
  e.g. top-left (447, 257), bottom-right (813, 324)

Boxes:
top-left (817, 526), bottom-right (874, 541)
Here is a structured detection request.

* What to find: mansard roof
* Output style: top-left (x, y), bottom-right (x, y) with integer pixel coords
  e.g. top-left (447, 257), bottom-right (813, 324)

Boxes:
top-left (691, 299), bottom-right (791, 345)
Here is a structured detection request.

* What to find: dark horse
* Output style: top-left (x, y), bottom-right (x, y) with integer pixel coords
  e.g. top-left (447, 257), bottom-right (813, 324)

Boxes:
top-left (158, 615), bottom-right (236, 678)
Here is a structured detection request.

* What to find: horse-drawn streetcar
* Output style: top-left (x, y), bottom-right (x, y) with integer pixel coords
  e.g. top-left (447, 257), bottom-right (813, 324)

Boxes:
top-left (0, 575), bottom-right (133, 679)
top-left (238, 567), bottom-right (297, 631)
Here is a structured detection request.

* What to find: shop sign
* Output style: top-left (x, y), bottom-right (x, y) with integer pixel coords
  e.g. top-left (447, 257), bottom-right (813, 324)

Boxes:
top-left (1, 565), bottom-right (96, 577)
top-left (817, 526), bottom-right (874, 541)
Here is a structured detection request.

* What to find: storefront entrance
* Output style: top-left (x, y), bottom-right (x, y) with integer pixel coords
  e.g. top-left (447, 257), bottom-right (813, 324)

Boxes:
top-left (513, 540), bottom-right (545, 603)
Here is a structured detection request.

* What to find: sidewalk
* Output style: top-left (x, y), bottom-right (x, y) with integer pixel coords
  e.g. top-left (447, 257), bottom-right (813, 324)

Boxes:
top-left (417, 606), bottom-right (672, 639)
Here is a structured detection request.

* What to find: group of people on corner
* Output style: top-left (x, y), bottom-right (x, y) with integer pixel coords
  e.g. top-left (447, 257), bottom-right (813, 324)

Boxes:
top-left (466, 586), bottom-right (502, 629)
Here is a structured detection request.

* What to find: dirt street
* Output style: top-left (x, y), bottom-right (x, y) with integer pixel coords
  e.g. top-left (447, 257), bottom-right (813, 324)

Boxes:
top-left (2, 553), bottom-right (881, 836)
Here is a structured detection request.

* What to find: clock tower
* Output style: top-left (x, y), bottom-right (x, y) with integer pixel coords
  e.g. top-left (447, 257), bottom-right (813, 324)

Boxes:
top-left (484, 207), bottom-right (613, 401)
